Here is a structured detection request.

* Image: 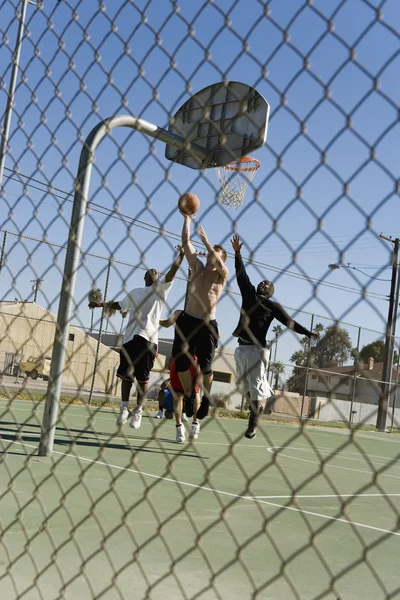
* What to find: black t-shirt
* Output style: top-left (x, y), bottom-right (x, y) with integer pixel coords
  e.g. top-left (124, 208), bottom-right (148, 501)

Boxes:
top-left (232, 254), bottom-right (312, 347)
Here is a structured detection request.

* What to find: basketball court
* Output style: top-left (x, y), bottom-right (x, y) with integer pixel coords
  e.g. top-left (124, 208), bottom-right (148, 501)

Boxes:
top-left (1, 398), bottom-right (400, 599)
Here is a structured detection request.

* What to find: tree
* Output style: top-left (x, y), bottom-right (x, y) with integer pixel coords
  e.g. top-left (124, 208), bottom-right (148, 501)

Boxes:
top-left (272, 325), bottom-right (283, 363)
top-left (270, 361), bottom-right (285, 389)
top-left (286, 349), bottom-right (308, 394)
top-left (312, 325), bottom-right (352, 368)
top-left (287, 324), bottom-right (353, 393)
top-left (357, 340), bottom-right (399, 366)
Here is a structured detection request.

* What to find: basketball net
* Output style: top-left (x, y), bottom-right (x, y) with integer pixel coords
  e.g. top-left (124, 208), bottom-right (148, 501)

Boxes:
top-left (216, 156), bottom-right (260, 209)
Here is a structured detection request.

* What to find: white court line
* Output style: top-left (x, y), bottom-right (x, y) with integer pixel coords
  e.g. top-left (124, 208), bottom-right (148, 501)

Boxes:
top-left (267, 447), bottom-right (400, 480)
top-left (251, 494), bottom-right (400, 499)
top-left (293, 441), bottom-right (400, 464)
top-left (2, 438), bottom-right (400, 540)
top-left (279, 444), bottom-right (400, 470)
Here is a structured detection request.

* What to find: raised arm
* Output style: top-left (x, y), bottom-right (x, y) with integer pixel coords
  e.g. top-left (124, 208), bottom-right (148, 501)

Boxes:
top-left (88, 300), bottom-right (121, 311)
top-left (199, 225), bottom-right (229, 279)
top-left (164, 245), bottom-right (185, 283)
top-left (181, 213), bottom-right (203, 271)
top-left (271, 301), bottom-right (318, 338)
top-left (230, 234), bottom-right (256, 298)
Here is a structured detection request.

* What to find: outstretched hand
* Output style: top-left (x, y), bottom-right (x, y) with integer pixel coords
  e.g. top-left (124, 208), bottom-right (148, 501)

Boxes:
top-left (179, 210), bottom-right (194, 219)
top-left (88, 301), bottom-right (102, 309)
top-left (230, 234), bottom-right (243, 253)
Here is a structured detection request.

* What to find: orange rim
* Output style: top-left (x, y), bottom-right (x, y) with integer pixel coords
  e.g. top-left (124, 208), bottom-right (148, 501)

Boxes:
top-left (222, 156), bottom-right (261, 172)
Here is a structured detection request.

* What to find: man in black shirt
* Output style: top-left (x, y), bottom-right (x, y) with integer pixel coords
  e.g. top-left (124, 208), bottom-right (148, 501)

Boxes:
top-left (231, 234), bottom-right (319, 439)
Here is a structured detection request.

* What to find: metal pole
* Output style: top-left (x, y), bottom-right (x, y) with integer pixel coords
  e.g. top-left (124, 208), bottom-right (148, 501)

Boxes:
top-left (38, 114), bottom-right (208, 456)
top-left (88, 259), bottom-right (112, 404)
top-left (377, 238), bottom-right (399, 431)
top-left (0, 0), bottom-right (31, 188)
top-left (348, 327), bottom-right (361, 428)
top-left (31, 278), bottom-right (42, 303)
top-left (0, 230), bottom-right (8, 277)
top-left (390, 350), bottom-right (400, 432)
top-left (300, 314), bottom-right (314, 421)
top-left (388, 263), bottom-right (400, 429)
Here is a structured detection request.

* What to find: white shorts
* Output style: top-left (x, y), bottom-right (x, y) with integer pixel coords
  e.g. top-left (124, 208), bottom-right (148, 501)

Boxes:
top-left (234, 345), bottom-right (273, 403)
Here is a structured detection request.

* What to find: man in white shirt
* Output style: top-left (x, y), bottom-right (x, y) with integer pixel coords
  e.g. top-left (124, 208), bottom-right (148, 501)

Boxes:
top-left (89, 247), bottom-right (184, 430)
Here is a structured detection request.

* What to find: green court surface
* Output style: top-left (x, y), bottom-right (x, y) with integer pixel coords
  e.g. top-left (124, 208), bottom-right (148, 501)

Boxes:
top-left (1, 398), bottom-right (400, 600)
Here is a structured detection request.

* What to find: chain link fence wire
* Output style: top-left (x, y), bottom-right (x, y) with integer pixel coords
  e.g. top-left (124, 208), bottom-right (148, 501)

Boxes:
top-left (1, 0), bottom-right (400, 598)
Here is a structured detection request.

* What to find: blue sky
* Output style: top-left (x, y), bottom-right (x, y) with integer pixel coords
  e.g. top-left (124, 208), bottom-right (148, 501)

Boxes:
top-left (1, 0), bottom-right (399, 372)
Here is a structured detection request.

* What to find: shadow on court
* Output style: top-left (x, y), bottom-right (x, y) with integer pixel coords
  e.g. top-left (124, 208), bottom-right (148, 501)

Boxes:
top-left (0, 428), bottom-right (209, 459)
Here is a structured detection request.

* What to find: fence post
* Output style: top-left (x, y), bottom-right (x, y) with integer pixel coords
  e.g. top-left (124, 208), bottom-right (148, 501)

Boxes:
top-left (0, 230), bottom-right (7, 279)
top-left (300, 314), bottom-right (314, 421)
top-left (88, 258), bottom-right (112, 404)
top-left (348, 327), bottom-right (361, 428)
top-left (389, 349), bottom-right (400, 432)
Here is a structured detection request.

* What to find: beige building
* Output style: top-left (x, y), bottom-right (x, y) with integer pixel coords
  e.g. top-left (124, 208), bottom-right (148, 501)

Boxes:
top-left (0, 301), bottom-right (119, 390)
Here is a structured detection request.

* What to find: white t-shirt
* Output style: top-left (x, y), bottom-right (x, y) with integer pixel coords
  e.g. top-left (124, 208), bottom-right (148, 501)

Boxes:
top-left (119, 280), bottom-right (173, 345)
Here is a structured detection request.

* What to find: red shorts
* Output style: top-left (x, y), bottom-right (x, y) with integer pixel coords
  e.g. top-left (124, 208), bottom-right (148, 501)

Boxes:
top-left (169, 356), bottom-right (200, 393)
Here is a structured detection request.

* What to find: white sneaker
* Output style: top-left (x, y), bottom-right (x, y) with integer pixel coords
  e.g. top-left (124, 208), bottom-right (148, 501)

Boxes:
top-left (116, 407), bottom-right (130, 426)
top-left (155, 410), bottom-right (164, 419)
top-left (189, 421), bottom-right (200, 441)
top-left (129, 406), bottom-right (143, 430)
top-left (176, 424), bottom-right (185, 443)
top-left (182, 413), bottom-right (189, 423)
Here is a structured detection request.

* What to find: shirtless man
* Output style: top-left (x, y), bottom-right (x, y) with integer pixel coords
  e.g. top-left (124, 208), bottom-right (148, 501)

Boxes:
top-left (171, 213), bottom-right (228, 434)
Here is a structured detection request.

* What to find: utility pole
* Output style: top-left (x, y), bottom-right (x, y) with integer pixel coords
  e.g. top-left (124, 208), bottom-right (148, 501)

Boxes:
top-left (31, 278), bottom-right (43, 303)
top-left (376, 235), bottom-right (399, 432)
top-left (0, 1), bottom-right (40, 189)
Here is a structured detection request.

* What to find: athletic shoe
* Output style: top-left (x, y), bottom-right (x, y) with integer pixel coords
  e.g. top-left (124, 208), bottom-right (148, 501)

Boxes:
top-left (129, 406), bottom-right (143, 430)
top-left (176, 424), bottom-right (185, 443)
top-left (184, 394), bottom-right (194, 418)
top-left (189, 421), bottom-right (200, 441)
top-left (244, 425), bottom-right (257, 439)
top-left (182, 412), bottom-right (189, 423)
top-left (155, 410), bottom-right (164, 419)
top-left (196, 395), bottom-right (210, 420)
top-left (245, 407), bottom-right (259, 439)
top-left (116, 407), bottom-right (130, 426)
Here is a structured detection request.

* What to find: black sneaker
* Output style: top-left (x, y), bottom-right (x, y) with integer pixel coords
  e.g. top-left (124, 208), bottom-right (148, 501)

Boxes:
top-left (196, 395), bottom-right (210, 420)
top-left (184, 394), bottom-right (194, 418)
top-left (244, 405), bottom-right (260, 439)
top-left (244, 425), bottom-right (257, 439)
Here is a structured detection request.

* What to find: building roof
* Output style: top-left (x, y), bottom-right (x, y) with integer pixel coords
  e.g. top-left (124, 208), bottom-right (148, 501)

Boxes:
top-left (310, 362), bottom-right (400, 383)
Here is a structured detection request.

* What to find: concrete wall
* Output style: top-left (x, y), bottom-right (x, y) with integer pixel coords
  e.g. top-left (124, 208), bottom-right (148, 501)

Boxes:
top-left (0, 302), bottom-right (119, 390)
top-left (313, 396), bottom-right (379, 425)
top-left (274, 392), bottom-right (310, 417)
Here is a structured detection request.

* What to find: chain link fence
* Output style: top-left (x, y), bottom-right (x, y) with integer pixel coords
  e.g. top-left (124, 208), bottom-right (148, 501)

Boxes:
top-left (1, 1), bottom-right (400, 598)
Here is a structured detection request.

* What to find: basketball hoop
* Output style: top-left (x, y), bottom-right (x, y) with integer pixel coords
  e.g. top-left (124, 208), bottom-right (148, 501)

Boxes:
top-left (216, 156), bottom-right (260, 209)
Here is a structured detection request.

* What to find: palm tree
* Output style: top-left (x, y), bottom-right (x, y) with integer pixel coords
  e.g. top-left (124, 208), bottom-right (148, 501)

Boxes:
top-left (271, 361), bottom-right (285, 389)
top-left (272, 325), bottom-right (283, 363)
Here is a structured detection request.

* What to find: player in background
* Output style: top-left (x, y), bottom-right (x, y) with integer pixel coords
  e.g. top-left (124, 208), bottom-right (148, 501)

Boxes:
top-left (160, 310), bottom-right (201, 442)
top-left (89, 247), bottom-right (184, 430)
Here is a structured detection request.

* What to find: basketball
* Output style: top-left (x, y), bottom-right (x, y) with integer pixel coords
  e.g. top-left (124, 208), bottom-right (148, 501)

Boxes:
top-left (178, 193), bottom-right (200, 216)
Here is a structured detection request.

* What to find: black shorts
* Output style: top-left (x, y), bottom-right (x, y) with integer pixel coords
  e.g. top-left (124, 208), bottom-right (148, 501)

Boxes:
top-left (171, 312), bottom-right (218, 375)
top-left (117, 335), bottom-right (157, 384)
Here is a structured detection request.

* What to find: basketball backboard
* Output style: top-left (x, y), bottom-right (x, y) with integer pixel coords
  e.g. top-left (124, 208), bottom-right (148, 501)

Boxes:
top-left (165, 81), bottom-right (269, 169)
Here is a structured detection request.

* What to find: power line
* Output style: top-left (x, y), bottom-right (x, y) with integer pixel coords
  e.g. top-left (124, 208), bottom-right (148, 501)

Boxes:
top-left (2, 168), bottom-right (389, 301)
top-left (3, 168), bottom-right (389, 254)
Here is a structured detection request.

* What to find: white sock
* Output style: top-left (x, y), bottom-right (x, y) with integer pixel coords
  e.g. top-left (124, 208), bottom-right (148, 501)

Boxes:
top-left (122, 401), bottom-right (129, 409)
